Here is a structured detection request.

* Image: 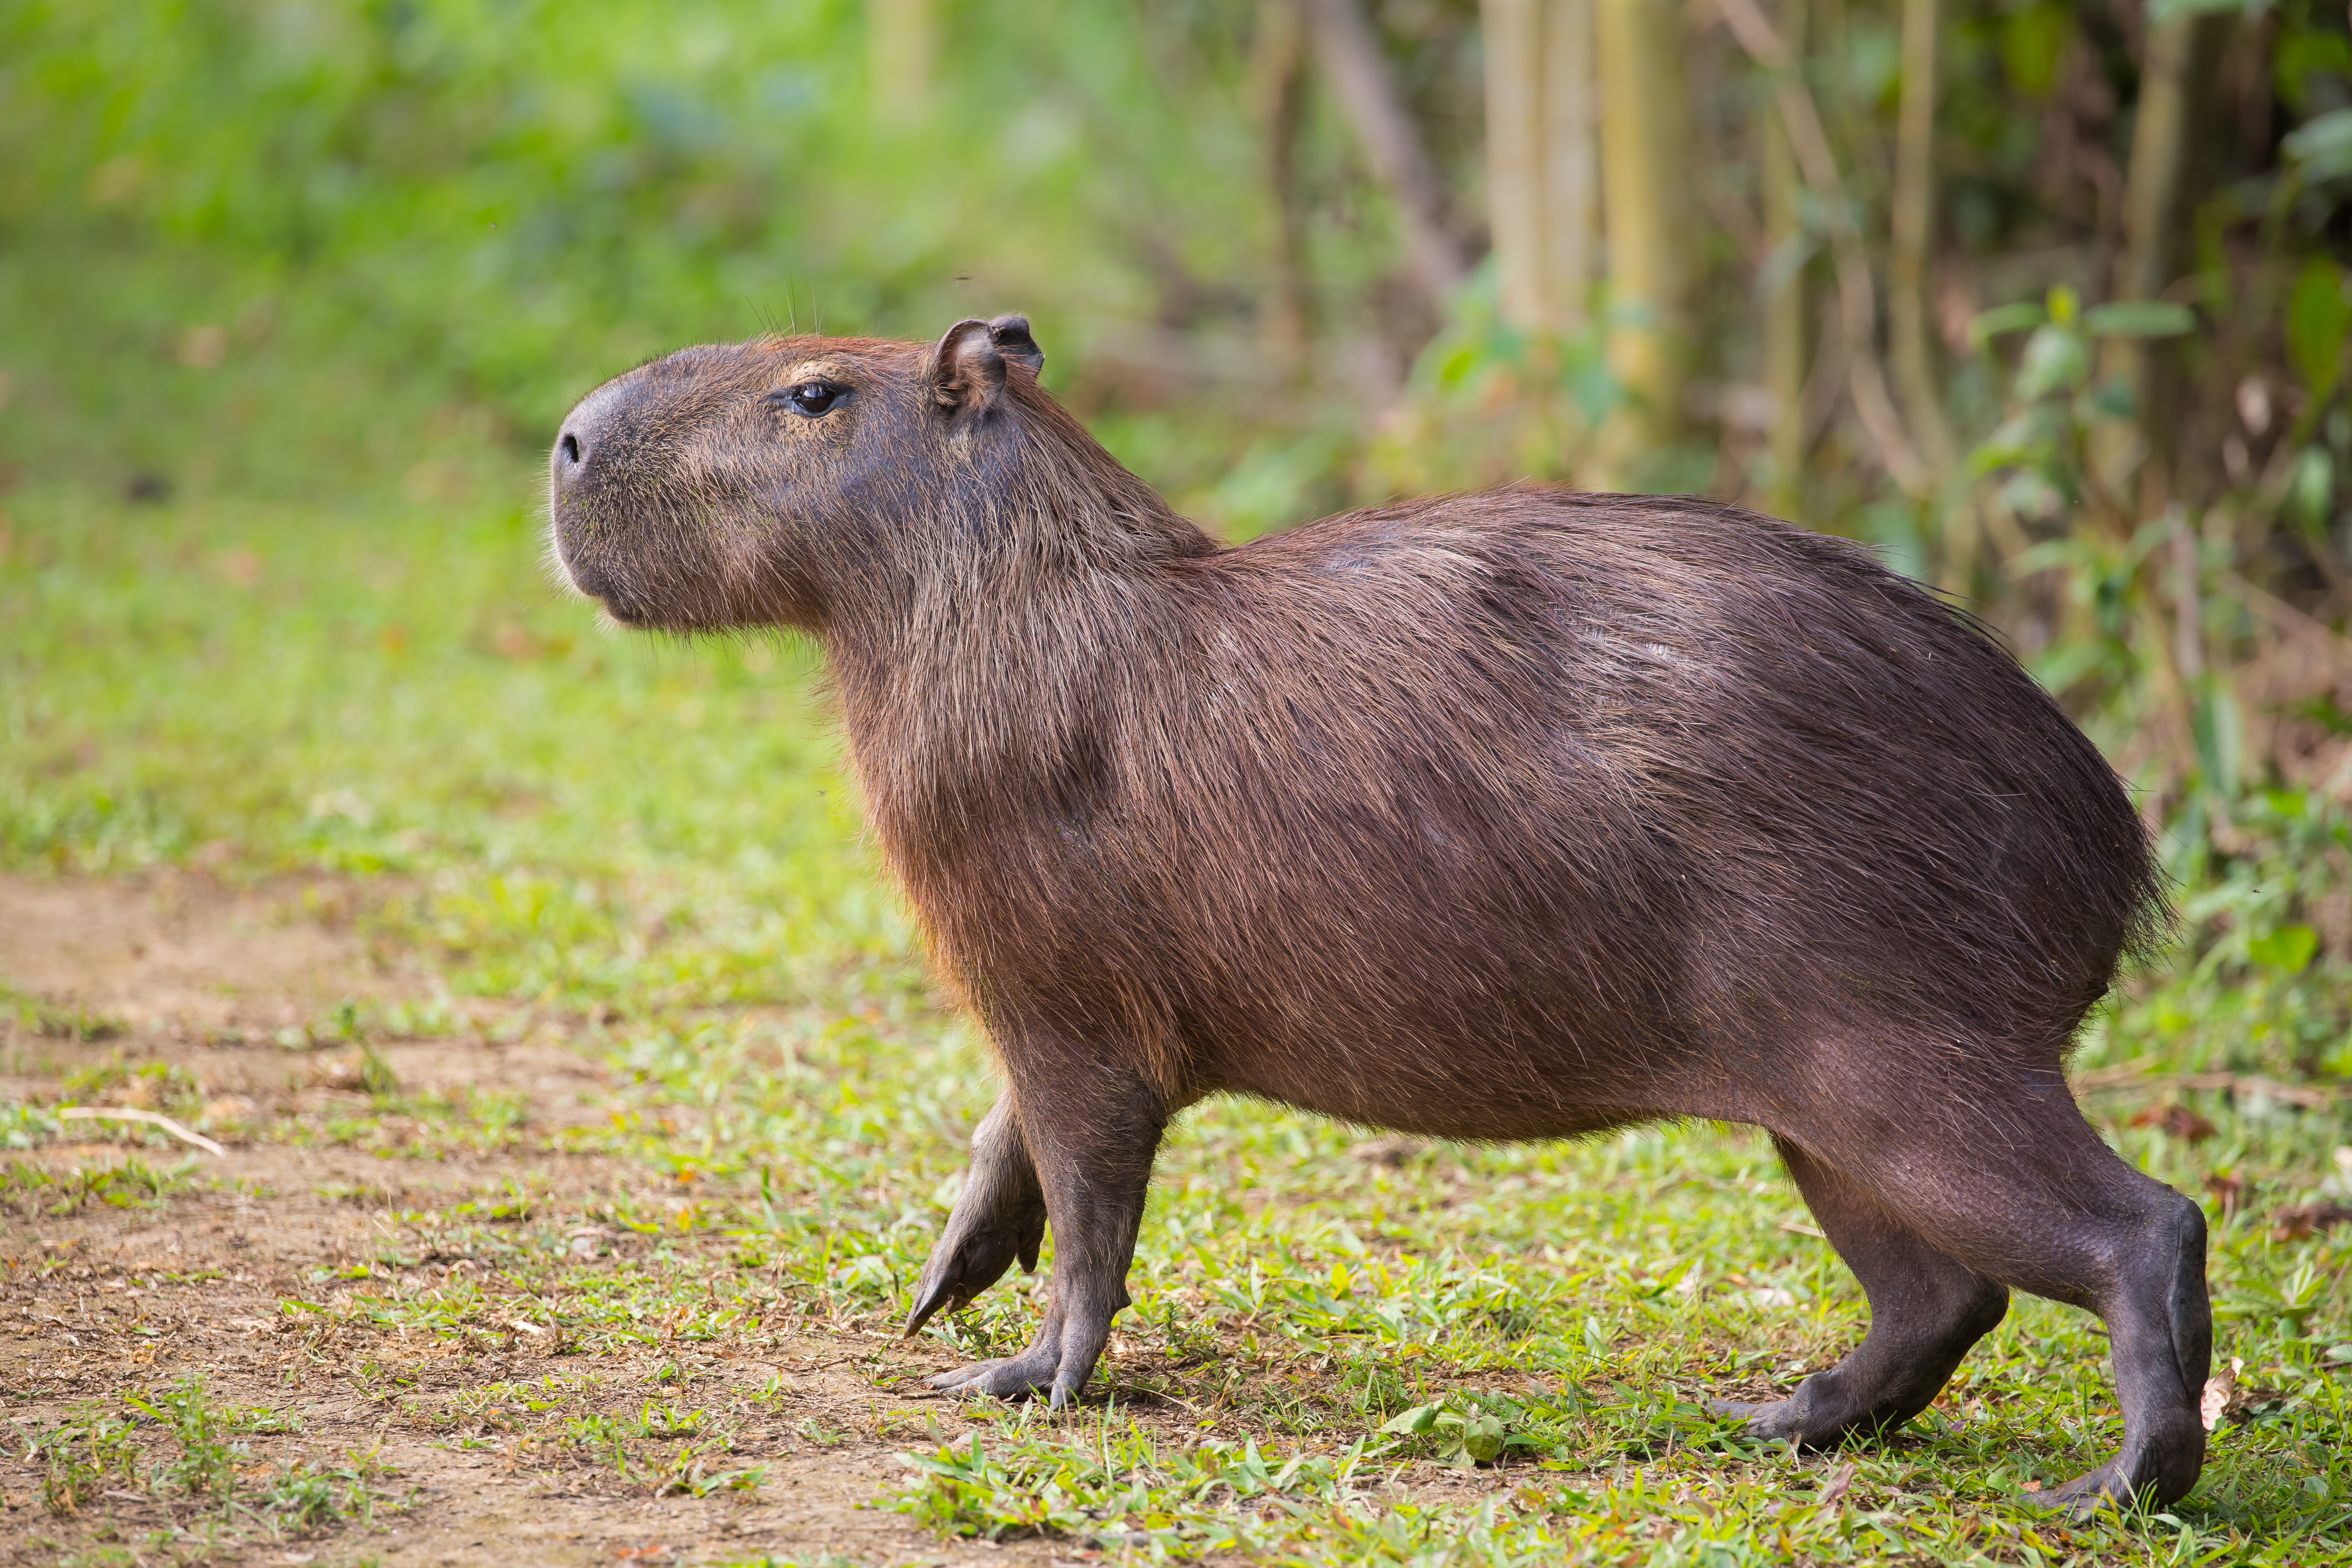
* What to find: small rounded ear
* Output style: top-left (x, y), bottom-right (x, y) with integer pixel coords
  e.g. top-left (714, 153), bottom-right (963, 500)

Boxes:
top-left (988, 315), bottom-right (1044, 375)
top-left (923, 317), bottom-right (1007, 414)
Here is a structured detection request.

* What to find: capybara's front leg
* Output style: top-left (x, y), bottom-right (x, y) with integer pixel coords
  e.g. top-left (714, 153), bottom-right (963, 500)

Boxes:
top-left (926, 1059), bottom-right (1165, 1407)
top-left (905, 1096), bottom-right (1046, 1335)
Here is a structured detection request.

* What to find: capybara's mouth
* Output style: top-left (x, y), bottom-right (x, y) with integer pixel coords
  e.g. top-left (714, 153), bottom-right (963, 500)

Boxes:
top-left (552, 544), bottom-right (641, 623)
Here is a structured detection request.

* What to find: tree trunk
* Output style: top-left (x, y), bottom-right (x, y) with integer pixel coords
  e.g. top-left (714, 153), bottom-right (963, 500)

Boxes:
top-left (1760, 0), bottom-right (1808, 517)
top-left (2097, 6), bottom-right (2234, 517)
top-left (1889, 0), bottom-right (1954, 474)
top-left (1301, 0), bottom-right (1469, 311)
top-left (1540, 0), bottom-right (1600, 333)
top-left (1254, 0), bottom-right (1314, 380)
top-left (1484, 0), bottom-right (1598, 334)
top-left (1484, 0), bottom-right (1546, 329)
top-left (1589, 0), bottom-right (1693, 485)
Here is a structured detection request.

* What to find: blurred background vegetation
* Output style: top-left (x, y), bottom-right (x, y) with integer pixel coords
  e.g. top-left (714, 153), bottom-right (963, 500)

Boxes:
top-left (1, 0), bottom-right (2349, 1077)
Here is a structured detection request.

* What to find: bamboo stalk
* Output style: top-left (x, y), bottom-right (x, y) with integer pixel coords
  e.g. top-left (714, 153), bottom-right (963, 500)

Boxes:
top-left (1590, 0), bottom-right (1694, 484)
top-left (2098, 6), bottom-right (2234, 511)
top-left (1255, 0), bottom-right (1314, 378)
top-left (1889, 0), bottom-right (1954, 474)
top-left (1539, 0), bottom-right (1599, 333)
top-left (1760, 0), bottom-right (1808, 517)
top-left (1483, 0), bottom-right (1547, 330)
top-left (1714, 0), bottom-right (1931, 496)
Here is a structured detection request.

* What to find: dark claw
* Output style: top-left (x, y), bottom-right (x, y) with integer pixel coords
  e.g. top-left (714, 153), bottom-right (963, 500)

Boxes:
top-left (905, 1099), bottom-right (1048, 1338)
top-left (903, 1218), bottom-right (1043, 1337)
top-left (902, 1275), bottom-right (966, 1338)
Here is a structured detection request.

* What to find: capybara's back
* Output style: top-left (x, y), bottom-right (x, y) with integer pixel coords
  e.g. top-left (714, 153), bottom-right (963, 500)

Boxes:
top-left (549, 316), bottom-right (2210, 1515)
top-left (958, 487), bottom-right (2167, 1143)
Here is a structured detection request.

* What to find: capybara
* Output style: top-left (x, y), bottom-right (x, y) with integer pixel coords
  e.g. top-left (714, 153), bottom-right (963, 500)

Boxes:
top-left (548, 315), bottom-right (2208, 1514)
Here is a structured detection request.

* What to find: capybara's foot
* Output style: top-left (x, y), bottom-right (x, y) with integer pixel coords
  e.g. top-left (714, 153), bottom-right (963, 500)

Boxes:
top-left (1708, 1370), bottom-right (1910, 1448)
top-left (928, 1347), bottom-right (1062, 1402)
top-left (2036, 1412), bottom-right (2205, 1520)
top-left (2041, 1460), bottom-right (2136, 1522)
top-left (927, 1293), bottom-right (1118, 1410)
top-left (1709, 1395), bottom-right (1793, 1435)
top-left (1708, 1388), bottom-right (1853, 1447)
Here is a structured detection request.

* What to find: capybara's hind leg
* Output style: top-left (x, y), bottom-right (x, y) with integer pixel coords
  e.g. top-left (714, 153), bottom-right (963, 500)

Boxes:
top-left (926, 1053), bottom-right (1164, 1407)
top-left (905, 1096), bottom-right (1047, 1335)
top-left (1797, 1087), bottom-right (2210, 1516)
top-left (2036, 1183), bottom-right (2209, 1518)
top-left (1714, 1136), bottom-right (2007, 1445)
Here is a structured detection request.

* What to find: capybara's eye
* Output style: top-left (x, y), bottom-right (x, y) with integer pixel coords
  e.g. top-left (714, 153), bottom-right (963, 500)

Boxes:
top-left (777, 381), bottom-right (845, 417)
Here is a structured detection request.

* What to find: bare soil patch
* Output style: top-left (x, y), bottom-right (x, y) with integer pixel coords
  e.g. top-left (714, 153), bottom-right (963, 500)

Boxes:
top-left (0, 874), bottom-right (1105, 1567)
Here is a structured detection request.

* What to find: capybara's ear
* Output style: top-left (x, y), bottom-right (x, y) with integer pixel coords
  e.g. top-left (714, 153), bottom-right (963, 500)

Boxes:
top-left (923, 317), bottom-right (1008, 413)
top-left (987, 315), bottom-right (1044, 376)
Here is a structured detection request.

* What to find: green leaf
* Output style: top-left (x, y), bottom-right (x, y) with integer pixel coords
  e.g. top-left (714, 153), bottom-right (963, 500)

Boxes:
top-left (2247, 924), bottom-right (2319, 974)
top-left (2016, 324), bottom-right (2090, 399)
top-left (1968, 302), bottom-right (2045, 350)
top-left (2285, 108), bottom-right (2352, 182)
top-left (2083, 300), bottom-right (2196, 338)
top-left (2285, 261), bottom-right (2351, 402)
top-left (1999, 4), bottom-right (2075, 98)
top-left (1462, 1415), bottom-right (1507, 1464)
top-left (2085, 378), bottom-right (2138, 419)
top-left (1378, 1403), bottom-right (1442, 1437)
top-left (2287, 448), bottom-right (2337, 530)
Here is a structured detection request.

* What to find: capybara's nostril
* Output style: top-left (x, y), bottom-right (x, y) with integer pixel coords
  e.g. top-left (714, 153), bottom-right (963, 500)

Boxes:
top-left (559, 431), bottom-right (583, 466)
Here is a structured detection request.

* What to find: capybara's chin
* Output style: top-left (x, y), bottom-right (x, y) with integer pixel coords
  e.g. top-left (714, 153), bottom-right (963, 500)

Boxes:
top-left (546, 313), bottom-right (2204, 1517)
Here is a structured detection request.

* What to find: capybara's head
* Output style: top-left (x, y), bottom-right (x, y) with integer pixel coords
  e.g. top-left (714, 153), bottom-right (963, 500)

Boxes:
top-left (549, 314), bottom-right (1082, 632)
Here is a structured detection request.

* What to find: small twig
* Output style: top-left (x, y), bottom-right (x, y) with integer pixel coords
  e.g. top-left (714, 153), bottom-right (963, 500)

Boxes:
top-left (2219, 571), bottom-right (2349, 646)
top-left (57, 1106), bottom-right (225, 1157)
top-left (2070, 1068), bottom-right (2349, 1110)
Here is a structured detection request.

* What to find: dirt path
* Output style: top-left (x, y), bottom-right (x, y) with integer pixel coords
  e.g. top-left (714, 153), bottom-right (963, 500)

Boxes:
top-left (0, 873), bottom-right (1102, 1567)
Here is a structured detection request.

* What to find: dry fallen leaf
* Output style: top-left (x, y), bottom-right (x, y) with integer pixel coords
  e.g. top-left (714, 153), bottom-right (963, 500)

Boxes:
top-left (2198, 1357), bottom-right (2284, 1431)
top-left (1815, 1459), bottom-right (1858, 1513)
top-left (2200, 1360), bottom-right (2238, 1431)
top-left (2130, 1104), bottom-right (2216, 1143)
top-left (2270, 1201), bottom-right (2352, 1243)
top-left (2203, 1172), bottom-right (2248, 1221)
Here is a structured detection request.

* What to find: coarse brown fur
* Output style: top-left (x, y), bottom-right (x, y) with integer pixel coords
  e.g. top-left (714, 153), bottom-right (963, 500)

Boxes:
top-left (548, 317), bottom-right (2211, 1515)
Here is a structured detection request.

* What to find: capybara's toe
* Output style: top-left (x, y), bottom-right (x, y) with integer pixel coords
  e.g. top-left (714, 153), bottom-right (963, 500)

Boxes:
top-left (1713, 1394), bottom-right (1811, 1443)
top-left (930, 1349), bottom-right (1059, 1400)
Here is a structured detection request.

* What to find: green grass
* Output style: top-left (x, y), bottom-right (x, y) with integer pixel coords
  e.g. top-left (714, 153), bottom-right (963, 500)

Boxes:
top-left (4, 475), bottom-right (2350, 1563)
top-left (29, 1374), bottom-right (400, 1540)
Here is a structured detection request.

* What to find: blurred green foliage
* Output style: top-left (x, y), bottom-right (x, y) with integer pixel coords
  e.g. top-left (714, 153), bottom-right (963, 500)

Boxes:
top-left (1, 0), bottom-right (2349, 1061)
top-left (2, 13), bottom-right (2349, 1550)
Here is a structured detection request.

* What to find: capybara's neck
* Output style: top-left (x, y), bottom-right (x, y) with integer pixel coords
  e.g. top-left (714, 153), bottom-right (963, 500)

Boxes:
top-left (821, 408), bottom-right (1214, 882)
